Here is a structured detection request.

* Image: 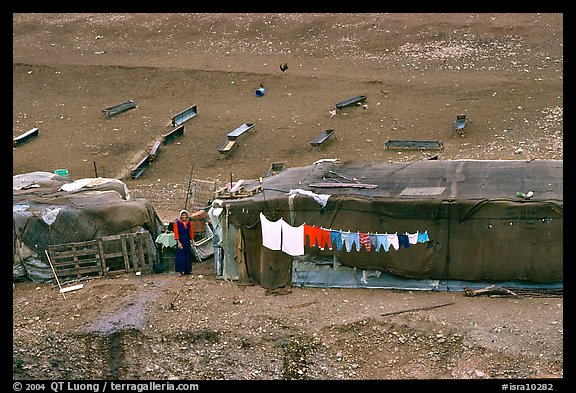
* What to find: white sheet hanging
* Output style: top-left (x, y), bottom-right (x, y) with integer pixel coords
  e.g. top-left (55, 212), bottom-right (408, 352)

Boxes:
top-left (260, 212), bottom-right (282, 250)
top-left (281, 221), bottom-right (305, 256)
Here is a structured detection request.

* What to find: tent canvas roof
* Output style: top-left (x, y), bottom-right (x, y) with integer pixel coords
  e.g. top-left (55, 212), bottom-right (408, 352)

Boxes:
top-left (249, 159), bottom-right (562, 202)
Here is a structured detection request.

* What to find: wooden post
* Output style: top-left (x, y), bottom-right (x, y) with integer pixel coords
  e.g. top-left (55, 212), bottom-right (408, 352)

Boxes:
top-left (45, 250), bottom-right (66, 300)
top-left (93, 161), bottom-right (99, 177)
top-left (121, 235), bottom-right (130, 272)
top-left (184, 165), bottom-right (194, 211)
top-left (97, 238), bottom-right (107, 276)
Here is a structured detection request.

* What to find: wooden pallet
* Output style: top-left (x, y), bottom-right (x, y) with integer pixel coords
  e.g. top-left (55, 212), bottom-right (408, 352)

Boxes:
top-left (48, 232), bottom-right (156, 281)
top-left (214, 185), bottom-right (263, 199)
top-left (48, 240), bottom-right (101, 280)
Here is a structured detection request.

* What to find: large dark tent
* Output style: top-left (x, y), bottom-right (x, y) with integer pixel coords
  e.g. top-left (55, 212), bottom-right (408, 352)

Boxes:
top-left (211, 159), bottom-right (562, 290)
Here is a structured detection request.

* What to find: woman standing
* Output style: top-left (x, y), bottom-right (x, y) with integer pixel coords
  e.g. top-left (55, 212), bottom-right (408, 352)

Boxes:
top-left (173, 209), bottom-right (194, 276)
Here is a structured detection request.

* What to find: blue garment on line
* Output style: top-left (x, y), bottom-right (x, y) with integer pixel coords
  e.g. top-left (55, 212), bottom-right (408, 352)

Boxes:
top-left (417, 231), bottom-right (429, 243)
top-left (330, 230), bottom-right (344, 252)
top-left (398, 234), bottom-right (410, 248)
top-left (369, 234), bottom-right (378, 249)
top-left (343, 232), bottom-right (361, 252)
top-left (374, 234), bottom-right (388, 252)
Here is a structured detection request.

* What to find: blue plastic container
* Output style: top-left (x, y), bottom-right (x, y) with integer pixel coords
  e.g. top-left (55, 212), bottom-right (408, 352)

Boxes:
top-left (54, 169), bottom-right (69, 178)
top-left (255, 87), bottom-right (265, 97)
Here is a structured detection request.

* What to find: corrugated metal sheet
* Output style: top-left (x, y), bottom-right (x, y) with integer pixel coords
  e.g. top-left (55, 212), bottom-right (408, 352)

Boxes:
top-left (291, 259), bottom-right (563, 291)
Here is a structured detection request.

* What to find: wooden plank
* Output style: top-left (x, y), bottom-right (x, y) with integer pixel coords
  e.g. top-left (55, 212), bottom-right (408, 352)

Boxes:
top-left (52, 259), bottom-right (100, 269)
top-left (49, 240), bottom-right (98, 252)
top-left (137, 233), bottom-right (146, 271)
top-left (51, 255), bottom-right (98, 265)
top-left (53, 259), bottom-right (100, 270)
top-left (381, 302), bottom-right (455, 317)
top-left (51, 255), bottom-right (99, 265)
top-left (121, 235), bottom-right (131, 272)
top-left (218, 139), bottom-right (236, 153)
top-left (309, 182), bottom-right (378, 189)
top-left (49, 240), bottom-right (99, 250)
top-left (52, 260), bottom-right (99, 269)
top-left (214, 186), bottom-right (228, 195)
top-left (54, 266), bottom-right (101, 277)
top-left (101, 251), bottom-right (125, 259)
top-left (97, 238), bottom-right (107, 276)
top-left (245, 185), bottom-right (263, 195)
top-left (52, 254), bottom-right (97, 263)
top-left (218, 139), bottom-right (238, 159)
top-left (50, 248), bottom-right (100, 259)
top-left (145, 235), bottom-right (154, 270)
top-left (60, 284), bottom-right (84, 293)
top-left (71, 245), bottom-right (81, 278)
top-left (129, 233), bottom-right (139, 272)
top-left (101, 234), bottom-right (124, 242)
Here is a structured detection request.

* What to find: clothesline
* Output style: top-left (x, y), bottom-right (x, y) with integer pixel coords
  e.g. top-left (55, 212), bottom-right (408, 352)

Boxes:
top-left (259, 212), bottom-right (430, 257)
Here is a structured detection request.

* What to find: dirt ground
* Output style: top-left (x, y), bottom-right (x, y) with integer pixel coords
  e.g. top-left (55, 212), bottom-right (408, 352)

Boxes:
top-left (12, 13), bottom-right (563, 382)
